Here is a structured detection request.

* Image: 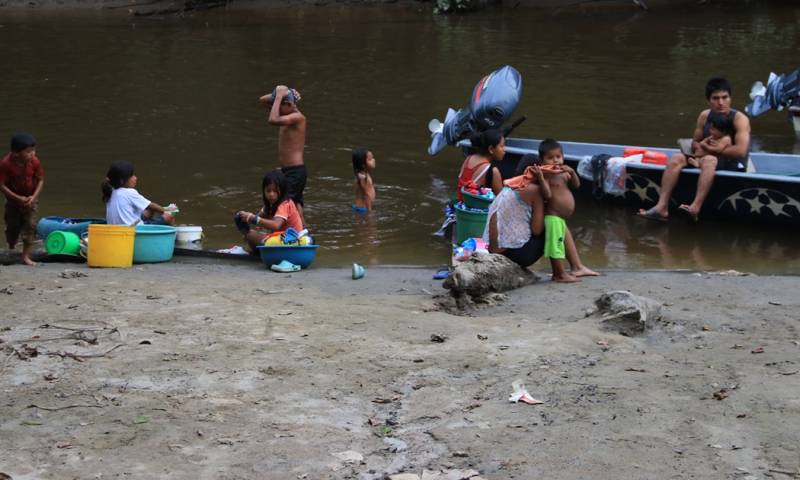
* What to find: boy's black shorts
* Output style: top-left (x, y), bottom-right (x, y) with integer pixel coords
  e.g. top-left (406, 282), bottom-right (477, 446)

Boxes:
top-left (281, 165), bottom-right (307, 206)
top-left (4, 201), bottom-right (38, 246)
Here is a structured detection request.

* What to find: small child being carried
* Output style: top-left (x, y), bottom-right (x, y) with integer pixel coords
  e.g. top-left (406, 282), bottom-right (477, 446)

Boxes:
top-left (351, 148), bottom-right (376, 214)
top-left (235, 169), bottom-right (304, 252)
top-left (102, 161), bottom-right (176, 227)
top-left (690, 110), bottom-right (735, 165)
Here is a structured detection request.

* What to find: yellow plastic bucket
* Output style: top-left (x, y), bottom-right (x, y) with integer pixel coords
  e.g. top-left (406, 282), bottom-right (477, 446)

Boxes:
top-left (87, 224), bottom-right (135, 268)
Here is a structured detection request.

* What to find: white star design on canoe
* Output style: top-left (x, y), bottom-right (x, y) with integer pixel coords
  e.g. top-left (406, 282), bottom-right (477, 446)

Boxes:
top-left (718, 188), bottom-right (800, 218)
top-left (627, 174), bottom-right (658, 202)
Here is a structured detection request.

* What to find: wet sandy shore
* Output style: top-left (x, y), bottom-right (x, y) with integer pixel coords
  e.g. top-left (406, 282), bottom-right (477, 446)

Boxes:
top-left (1, 259), bottom-right (799, 479)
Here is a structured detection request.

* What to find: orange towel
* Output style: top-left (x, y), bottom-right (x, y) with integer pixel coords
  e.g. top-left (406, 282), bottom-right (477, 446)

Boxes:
top-left (503, 165), bottom-right (564, 190)
top-left (540, 164), bottom-right (565, 174)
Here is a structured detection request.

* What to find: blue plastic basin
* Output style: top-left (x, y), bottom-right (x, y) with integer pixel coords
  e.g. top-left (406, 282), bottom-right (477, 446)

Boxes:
top-left (133, 225), bottom-right (177, 263)
top-left (37, 216), bottom-right (107, 240)
top-left (256, 245), bottom-right (319, 269)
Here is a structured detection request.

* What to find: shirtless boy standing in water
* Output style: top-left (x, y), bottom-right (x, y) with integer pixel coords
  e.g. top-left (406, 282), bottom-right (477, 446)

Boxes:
top-left (259, 85), bottom-right (307, 224)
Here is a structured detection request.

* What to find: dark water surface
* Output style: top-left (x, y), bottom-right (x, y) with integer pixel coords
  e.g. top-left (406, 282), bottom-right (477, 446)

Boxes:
top-left (2, 4), bottom-right (799, 272)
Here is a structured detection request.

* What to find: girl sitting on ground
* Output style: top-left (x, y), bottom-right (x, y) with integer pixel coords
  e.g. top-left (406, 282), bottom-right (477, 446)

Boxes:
top-left (235, 169), bottom-right (303, 252)
top-left (102, 161), bottom-right (176, 226)
top-left (456, 129), bottom-right (505, 201)
top-left (352, 147), bottom-right (376, 214)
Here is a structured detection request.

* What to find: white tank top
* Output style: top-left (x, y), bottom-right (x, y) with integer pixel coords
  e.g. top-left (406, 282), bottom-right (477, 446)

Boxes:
top-left (482, 187), bottom-right (532, 249)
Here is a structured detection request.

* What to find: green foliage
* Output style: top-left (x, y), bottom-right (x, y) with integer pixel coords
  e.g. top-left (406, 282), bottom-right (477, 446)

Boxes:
top-left (434, 0), bottom-right (475, 14)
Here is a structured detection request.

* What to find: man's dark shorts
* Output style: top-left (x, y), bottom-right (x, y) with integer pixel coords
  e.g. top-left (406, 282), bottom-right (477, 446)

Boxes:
top-left (684, 155), bottom-right (746, 172)
top-left (4, 201), bottom-right (38, 246)
top-left (281, 165), bottom-right (307, 206)
top-left (716, 156), bottom-right (747, 172)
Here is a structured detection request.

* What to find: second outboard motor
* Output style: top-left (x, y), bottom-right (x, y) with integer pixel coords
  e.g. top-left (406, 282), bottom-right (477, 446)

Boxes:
top-left (428, 65), bottom-right (523, 155)
top-left (745, 67), bottom-right (800, 117)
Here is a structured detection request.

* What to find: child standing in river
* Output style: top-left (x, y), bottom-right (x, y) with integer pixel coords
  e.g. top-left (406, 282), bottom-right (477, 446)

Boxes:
top-left (352, 148), bottom-right (376, 214)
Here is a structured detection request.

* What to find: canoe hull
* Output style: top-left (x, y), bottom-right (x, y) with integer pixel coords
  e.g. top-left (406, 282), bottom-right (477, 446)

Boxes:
top-left (504, 138), bottom-right (800, 227)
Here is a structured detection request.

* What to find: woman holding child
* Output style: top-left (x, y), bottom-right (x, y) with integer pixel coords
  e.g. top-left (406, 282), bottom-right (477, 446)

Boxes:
top-left (482, 139), bottom-right (597, 281)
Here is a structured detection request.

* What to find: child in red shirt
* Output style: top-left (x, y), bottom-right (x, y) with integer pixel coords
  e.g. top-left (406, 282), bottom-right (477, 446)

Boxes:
top-left (0, 133), bottom-right (44, 265)
top-left (235, 169), bottom-right (303, 253)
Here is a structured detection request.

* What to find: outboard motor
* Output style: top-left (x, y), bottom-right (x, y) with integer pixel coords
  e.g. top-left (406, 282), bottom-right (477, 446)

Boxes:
top-left (790, 99), bottom-right (800, 140)
top-left (746, 67), bottom-right (800, 118)
top-left (428, 65), bottom-right (523, 155)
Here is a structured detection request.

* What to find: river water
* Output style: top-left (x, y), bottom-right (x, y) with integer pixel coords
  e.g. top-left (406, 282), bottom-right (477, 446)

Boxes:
top-left (1, 4), bottom-right (799, 272)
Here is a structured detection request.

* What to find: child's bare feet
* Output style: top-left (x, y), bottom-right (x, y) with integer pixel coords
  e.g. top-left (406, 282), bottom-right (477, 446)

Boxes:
top-left (21, 256), bottom-right (38, 266)
top-left (550, 259), bottom-right (578, 283)
top-left (571, 266), bottom-right (599, 277)
top-left (552, 272), bottom-right (579, 283)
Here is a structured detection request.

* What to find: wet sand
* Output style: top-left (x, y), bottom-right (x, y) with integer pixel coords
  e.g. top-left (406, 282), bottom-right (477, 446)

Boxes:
top-left (1, 259), bottom-right (799, 479)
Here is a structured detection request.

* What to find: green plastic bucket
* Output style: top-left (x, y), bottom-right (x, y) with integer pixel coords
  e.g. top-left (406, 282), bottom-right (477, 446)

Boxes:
top-left (45, 230), bottom-right (81, 255)
top-left (461, 188), bottom-right (493, 210)
top-left (454, 204), bottom-right (488, 244)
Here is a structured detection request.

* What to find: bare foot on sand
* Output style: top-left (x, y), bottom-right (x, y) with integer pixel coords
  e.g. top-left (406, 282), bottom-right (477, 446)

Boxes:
top-left (552, 273), bottom-right (579, 283)
top-left (21, 256), bottom-right (38, 266)
top-left (571, 266), bottom-right (600, 277)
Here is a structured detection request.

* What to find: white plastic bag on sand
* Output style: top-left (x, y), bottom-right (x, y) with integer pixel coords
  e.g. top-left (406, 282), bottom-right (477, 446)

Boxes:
top-left (508, 380), bottom-right (543, 405)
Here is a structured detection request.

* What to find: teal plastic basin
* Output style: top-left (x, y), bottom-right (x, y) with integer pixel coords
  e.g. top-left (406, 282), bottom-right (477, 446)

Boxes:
top-left (133, 225), bottom-right (177, 263)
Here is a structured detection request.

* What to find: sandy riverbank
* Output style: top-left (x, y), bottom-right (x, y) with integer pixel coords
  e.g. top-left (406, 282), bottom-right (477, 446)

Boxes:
top-left (1, 260), bottom-right (799, 479)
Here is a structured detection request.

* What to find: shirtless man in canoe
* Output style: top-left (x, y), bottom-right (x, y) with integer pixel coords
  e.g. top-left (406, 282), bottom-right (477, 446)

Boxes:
top-left (639, 77), bottom-right (751, 223)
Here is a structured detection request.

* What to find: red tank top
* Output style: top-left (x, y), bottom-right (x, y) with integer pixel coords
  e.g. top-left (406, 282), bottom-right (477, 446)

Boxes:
top-left (457, 156), bottom-right (491, 201)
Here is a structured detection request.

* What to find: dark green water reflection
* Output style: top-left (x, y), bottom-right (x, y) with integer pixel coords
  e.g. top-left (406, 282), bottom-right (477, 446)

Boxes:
top-left (1, 4), bottom-right (799, 272)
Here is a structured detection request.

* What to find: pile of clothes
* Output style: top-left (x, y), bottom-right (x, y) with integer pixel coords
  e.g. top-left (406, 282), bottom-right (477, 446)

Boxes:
top-left (453, 236), bottom-right (489, 262)
top-left (264, 227), bottom-right (312, 246)
top-left (460, 185), bottom-right (496, 200)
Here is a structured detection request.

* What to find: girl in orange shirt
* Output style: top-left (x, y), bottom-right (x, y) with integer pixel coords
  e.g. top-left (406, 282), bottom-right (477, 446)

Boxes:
top-left (236, 169), bottom-right (304, 252)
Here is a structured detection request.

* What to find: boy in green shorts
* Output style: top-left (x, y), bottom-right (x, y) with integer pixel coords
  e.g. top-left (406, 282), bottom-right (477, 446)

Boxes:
top-left (538, 138), bottom-right (581, 283)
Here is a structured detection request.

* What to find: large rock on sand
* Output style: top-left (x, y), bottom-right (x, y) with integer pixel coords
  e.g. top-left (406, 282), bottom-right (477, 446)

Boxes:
top-left (593, 290), bottom-right (662, 335)
top-left (443, 252), bottom-right (538, 298)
